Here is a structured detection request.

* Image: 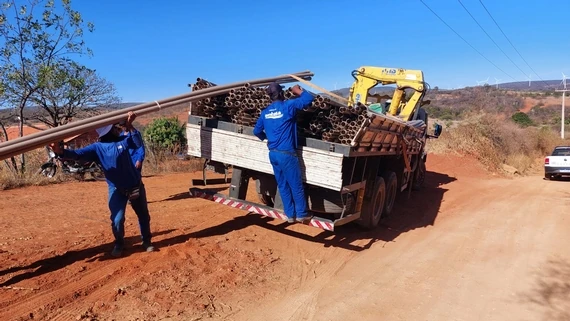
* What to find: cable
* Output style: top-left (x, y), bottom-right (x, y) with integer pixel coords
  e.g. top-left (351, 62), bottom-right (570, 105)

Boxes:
top-left (419, 0), bottom-right (516, 81)
top-left (457, 0), bottom-right (527, 79)
top-left (478, 0), bottom-right (549, 86)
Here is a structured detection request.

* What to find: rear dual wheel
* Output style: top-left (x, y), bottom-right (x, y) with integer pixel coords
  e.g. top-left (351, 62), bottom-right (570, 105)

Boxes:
top-left (358, 170), bottom-right (398, 230)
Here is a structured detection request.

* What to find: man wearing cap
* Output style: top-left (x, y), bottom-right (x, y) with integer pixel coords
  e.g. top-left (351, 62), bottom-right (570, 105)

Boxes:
top-left (253, 83), bottom-right (314, 223)
top-left (50, 112), bottom-right (155, 257)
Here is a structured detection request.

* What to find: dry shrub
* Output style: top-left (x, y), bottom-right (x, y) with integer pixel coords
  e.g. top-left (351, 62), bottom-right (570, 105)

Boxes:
top-left (0, 148), bottom-right (68, 190)
top-left (427, 113), bottom-right (565, 174)
top-left (142, 143), bottom-right (203, 175)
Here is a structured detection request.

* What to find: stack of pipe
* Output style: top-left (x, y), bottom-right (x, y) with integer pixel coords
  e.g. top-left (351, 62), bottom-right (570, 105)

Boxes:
top-left (190, 80), bottom-right (371, 144)
top-left (0, 71), bottom-right (314, 161)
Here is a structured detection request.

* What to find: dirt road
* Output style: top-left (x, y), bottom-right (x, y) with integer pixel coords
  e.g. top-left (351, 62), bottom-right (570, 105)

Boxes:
top-left (1, 154), bottom-right (569, 321)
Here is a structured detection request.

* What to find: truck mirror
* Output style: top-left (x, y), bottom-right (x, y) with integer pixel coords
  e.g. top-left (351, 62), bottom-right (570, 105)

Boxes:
top-left (433, 123), bottom-right (442, 137)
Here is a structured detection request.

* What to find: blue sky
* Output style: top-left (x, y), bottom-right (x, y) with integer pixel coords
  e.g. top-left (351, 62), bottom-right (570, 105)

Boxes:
top-left (69, 0), bottom-right (570, 102)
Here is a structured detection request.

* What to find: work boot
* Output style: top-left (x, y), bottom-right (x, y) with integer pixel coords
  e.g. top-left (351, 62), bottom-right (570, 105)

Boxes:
top-left (295, 215), bottom-right (313, 223)
top-left (111, 245), bottom-right (123, 257)
top-left (142, 242), bottom-right (155, 252)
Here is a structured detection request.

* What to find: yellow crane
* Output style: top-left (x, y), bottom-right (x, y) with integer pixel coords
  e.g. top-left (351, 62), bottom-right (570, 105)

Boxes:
top-left (347, 66), bottom-right (430, 122)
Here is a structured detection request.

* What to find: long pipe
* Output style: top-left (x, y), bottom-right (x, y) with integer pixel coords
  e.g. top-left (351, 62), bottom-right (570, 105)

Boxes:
top-left (0, 71), bottom-right (313, 160)
top-left (0, 71), bottom-right (313, 150)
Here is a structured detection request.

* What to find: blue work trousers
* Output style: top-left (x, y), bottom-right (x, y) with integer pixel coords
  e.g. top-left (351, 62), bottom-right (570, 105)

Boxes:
top-left (108, 183), bottom-right (152, 247)
top-left (269, 150), bottom-right (308, 219)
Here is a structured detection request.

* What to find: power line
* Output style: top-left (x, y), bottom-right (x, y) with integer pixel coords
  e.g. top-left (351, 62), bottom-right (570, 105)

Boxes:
top-left (419, 0), bottom-right (516, 81)
top-left (477, 0), bottom-right (549, 85)
top-left (457, 0), bottom-right (527, 79)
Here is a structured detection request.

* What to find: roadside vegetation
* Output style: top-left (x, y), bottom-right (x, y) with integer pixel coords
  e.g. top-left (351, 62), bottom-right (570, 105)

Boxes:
top-left (428, 113), bottom-right (566, 174)
top-left (0, 117), bottom-right (202, 190)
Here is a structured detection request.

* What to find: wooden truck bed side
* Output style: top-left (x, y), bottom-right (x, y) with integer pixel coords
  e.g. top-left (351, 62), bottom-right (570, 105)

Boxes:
top-left (186, 123), bottom-right (345, 191)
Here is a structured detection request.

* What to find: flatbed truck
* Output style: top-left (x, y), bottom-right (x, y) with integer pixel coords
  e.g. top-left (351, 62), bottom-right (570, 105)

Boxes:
top-left (186, 67), bottom-right (442, 231)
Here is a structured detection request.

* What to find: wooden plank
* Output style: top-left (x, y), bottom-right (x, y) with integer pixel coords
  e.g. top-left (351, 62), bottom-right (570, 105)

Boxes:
top-left (186, 129), bottom-right (343, 167)
top-left (186, 125), bottom-right (344, 190)
top-left (192, 149), bottom-right (342, 190)
top-left (201, 125), bottom-right (344, 158)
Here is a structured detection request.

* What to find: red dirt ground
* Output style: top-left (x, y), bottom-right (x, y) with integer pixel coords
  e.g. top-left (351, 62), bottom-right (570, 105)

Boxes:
top-left (1, 154), bottom-right (569, 321)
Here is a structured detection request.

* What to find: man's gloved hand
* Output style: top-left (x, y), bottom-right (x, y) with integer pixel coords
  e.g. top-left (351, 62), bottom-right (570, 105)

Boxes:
top-left (49, 141), bottom-right (64, 156)
top-left (291, 84), bottom-right (303, 96)
top-left (125, 111), bottom-right (137, 129)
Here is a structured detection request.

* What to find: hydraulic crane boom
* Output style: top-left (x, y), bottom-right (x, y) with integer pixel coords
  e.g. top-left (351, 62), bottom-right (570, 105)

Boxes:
top-left (347, 66), bottom-right (427, 121)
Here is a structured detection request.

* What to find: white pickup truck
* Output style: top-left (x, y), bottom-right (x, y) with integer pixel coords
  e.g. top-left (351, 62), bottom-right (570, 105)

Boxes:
top-left (545, 146), bottom-right (570, 179)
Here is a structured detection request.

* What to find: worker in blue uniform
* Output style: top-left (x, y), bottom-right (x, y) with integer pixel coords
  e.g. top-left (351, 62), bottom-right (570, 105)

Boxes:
top-left (119, 120), bottom-right (145, 172)
top-left (50, 112), bottom-right (155, 257)
top-left (253, 83), bottom-right (314, 223)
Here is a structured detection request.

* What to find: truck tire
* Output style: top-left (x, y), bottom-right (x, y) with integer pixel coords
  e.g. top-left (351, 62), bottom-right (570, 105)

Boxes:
top-left (358, 176), bottom-right (386, 229)
top-left (381, 171), bottom-right (398, 217)
top-left (412, 159), bottom-right (426, 191)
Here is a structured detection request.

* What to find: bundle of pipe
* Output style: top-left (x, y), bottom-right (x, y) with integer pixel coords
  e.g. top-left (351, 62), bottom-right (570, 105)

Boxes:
top-left (0, 71), bottom-right (314, 161)
top-left (190, 80), bottom-right (370, 144)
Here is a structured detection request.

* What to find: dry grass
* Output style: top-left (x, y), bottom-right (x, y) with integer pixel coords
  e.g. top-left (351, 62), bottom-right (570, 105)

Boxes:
top-left (0, 145), bottom-right (203, 191)
top-left (0, 148), bottom-right (69, 190)
top-left (428, 113), bottom-right (567, 174)
top-left (142, 144), bottom-right (203, 175)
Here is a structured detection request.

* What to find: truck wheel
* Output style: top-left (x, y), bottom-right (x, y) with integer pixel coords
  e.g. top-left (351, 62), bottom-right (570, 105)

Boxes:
top-left (381, 171), bottom-right (398, 217)
top-left (545, 173), bottom-right (552, 180)
top-left (358, 176), bottom-right (386, 229)
top-left (412, 160), bottom-right (426, 191)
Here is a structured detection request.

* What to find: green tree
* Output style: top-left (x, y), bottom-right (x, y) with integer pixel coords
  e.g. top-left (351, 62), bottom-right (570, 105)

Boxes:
top-left (0, 0), bottom-right (95, 173)
top-left (511, 112), bottom-right (533, 127)
top-left (31, 60), bottom-right (120, 128)
top-left (143, 117), bottom-right (186, 153)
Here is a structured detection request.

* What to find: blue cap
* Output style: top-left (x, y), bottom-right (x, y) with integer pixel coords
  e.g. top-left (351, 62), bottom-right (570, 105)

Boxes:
top-left (266, 82), bottom-right (284, 96)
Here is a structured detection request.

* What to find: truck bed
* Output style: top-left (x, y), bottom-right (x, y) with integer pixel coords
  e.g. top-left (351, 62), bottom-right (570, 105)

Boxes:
top-left (185, 114), bottom-right (425, 191)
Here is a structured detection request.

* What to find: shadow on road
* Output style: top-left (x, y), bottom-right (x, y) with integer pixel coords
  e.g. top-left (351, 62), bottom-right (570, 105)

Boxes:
top-left (170, 170), bottom-right (456, 251)
top-left (518, 258), bottom-right (570, 320)
top-left (149, 187), bottom-right (229, 204)
top-left (0, 229), bottom-right (176, 287)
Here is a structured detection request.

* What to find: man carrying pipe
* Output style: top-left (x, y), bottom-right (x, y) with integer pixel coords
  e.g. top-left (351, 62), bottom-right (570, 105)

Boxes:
top-left (118, 120), bottom-right (145, 172)
top-left (253, 83), bottom-right (314, 223)
top-left (49, 112), bottom-right (155, 257)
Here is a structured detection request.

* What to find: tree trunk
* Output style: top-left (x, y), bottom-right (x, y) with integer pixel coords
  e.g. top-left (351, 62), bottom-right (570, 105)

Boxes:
top-left (18, 108), bottom-right (26, 175)
top-left (0, 121), bottom-right (19, 173)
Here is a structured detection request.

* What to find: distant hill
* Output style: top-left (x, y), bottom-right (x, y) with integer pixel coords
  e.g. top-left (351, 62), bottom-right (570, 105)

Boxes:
top-left (458, 79), bottom-right (564, 91)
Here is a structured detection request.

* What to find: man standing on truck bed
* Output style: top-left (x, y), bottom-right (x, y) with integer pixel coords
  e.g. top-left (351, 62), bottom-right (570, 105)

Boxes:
top-left (253, 83), bottom-right (314, 223)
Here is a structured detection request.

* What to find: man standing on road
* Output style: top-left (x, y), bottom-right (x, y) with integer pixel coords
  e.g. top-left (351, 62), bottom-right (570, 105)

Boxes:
top-left (50, 112), bottom-right (155, 257)
top-left (118, 120), bottom-right (145, 172)
top-left (253, 83), bottom-right (314, 223)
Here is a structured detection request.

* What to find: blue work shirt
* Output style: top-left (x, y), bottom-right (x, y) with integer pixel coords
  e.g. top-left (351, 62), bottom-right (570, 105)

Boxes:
top-left (253, 91), bottom-right (314, 152)
top-left (120, 131), bottom-right (145, 167)
top-left (62, 130), bottom-right (144, 189)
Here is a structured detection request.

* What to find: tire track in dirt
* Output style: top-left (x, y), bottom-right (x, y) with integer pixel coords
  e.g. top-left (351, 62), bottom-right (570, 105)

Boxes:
top-left (232, 175), bottom-right (570, 321)
top-left (0, 251), bottom-right (161, 320)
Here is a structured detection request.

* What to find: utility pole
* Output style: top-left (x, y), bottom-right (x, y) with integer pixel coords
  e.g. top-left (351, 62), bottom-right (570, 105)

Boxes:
top-left (556, 73), bottom-right (568, 139)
